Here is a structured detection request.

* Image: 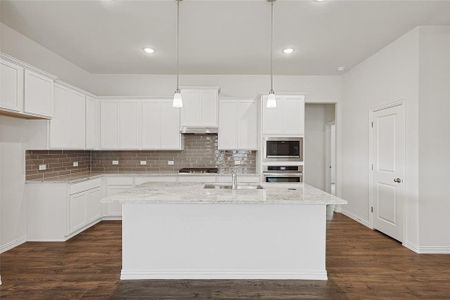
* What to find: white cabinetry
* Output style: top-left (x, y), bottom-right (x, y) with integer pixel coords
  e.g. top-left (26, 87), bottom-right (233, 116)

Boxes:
top-left (100, 101), bottom-right (140, 149)
top-left (142, 99), bottom-right (182, 150)
top-left (100, 101), bottom-right (119, 149)
top-left (219, 99), bottom-right (258, 150)
top-left (0, 58), bottom-right (24, 112)
top-left (24, 69), bottom-right (54, 118)
top-left (181, 88), bottom-right (218, 127)
top-left (50, 84), bottom-right (86, 149)
top-left (105, 177), bottom-right (134, 217)
top-left (86, 96), bottom-right (100, 149)
top-left (118, 102), bottom-right (140, 149)
top-left (26, 179), bottom-right (103, 241)
top-left (262, 95), bottom-right (305, 136)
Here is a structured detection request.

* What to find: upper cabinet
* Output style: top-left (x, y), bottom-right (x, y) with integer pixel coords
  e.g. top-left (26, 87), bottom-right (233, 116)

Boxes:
top-left (24, 69), bottom-right (54, 118)
top-left (142, 99), bottom-right (182, 150)
top-left (218, 99), bottom-right (258, 150)
top-left (180, 88), bottom-right (219, 127)
top-left (101, 101), bottom-right (141, 150)
top-left (50, 84), bottom-right (86, 149)
top-left (262, 95), bottom-right (305, 136)
top-left (0, 58), bottom-right (24, 112)
top-left (100, 99), bottom-right (183, 150)
top-left (86, 96), bottom-right (100, 150)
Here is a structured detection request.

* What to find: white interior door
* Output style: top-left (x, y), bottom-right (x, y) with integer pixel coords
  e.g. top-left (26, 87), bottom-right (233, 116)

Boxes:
top-left (372, 104), bottom-right (405, 242)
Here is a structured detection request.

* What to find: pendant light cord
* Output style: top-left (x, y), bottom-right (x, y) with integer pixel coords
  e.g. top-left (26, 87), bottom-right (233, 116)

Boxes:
top-left (176, 0), bottom-right (180, 90)
top-left (270, 0), bottom-right (274, 92)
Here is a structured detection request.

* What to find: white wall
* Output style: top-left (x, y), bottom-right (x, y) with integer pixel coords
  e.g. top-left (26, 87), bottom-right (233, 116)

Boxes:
top-left (418, 26), bottom-right (450, 250)
top-left (342, 29), bottom-right (420, 246)
top-left (305, 104), bottom-right (335, 191)
top-left (0, 117), bottom-right (27, 252)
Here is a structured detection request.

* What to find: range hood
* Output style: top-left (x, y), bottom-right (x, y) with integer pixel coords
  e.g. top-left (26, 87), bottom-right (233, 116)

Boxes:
top-left (180, 126), bottom-right (218, 135)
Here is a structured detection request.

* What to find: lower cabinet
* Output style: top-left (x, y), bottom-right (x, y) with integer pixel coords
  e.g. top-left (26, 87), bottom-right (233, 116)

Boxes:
top-left (26, 179), bottom-right (103, 241)
top-left (104, 177), bottom-right (135, 217)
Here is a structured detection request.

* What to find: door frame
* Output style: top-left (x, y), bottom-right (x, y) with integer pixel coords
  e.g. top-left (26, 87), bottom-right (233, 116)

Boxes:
top-left (368, 101), bottom-right (406, 241)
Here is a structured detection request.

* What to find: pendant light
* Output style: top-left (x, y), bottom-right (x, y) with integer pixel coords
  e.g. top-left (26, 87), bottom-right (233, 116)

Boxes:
top-left (266, 0), bottom-right (277, 108)
top-left (173, 0), bottom-right (183, 108)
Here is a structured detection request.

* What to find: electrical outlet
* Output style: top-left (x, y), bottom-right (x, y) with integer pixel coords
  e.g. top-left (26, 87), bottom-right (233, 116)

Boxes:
top-left (112, 160), bottom-right (119, 165)
top-left (140, 160), bottom-right (147, 166)
top-left (234, 160), bottom-right (241, 165)
top-left (73, 161), bottom-right (79, 167)
top-left (38, 164), bottom-right (47, 171)
top-left (167, 160), bottom-right (174, 166)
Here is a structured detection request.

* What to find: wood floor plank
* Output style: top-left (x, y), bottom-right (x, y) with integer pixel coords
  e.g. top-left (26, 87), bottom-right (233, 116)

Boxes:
top-left (1, 214), bottom-right (450, 299)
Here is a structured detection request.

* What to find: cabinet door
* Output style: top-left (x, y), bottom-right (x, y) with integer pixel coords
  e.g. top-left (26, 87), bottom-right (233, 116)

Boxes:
top-left (160, 100), bottom-right (181, 149)
top-left (238, 100), bottom-right (258, 150)
top-left (86, 97), bottom-right (100, 150)
top-left (106, 186), bottom-right (131, 217)
top-left (86, 188), bottom-right (102, 223)
top-left (181, 89), bottom-right (218, 127)
top-left (24, 69), bottom-right (53, 117)
top-left (118, 102), bottom-right (140, 149)
top-left (281, 97), bottom-right (304, 135)
top-left (0, 59), bottom-right (23, 112)
top-left (180, 89), bottom-right (202, 126)
top-left (141, 101), bottom-right (161, 149)
top-left (200, 89), bottom-right (218, 126)
top-left (262, 95), bottom-right (304, 135)
top-left (51, 84), bottom-right (85, 149)
top-left (100, 102), bottom-right (119, 149)
top-left (69, 192), bottom-right (87, 233)
top-left (218, 100), bottom-right (238, 150)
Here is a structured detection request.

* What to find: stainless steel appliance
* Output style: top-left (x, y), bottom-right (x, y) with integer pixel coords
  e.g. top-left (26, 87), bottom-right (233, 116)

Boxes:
top-left (264, 137), bottom-right (303, 161)
top-left (262, 165), bottom-right (303, 183)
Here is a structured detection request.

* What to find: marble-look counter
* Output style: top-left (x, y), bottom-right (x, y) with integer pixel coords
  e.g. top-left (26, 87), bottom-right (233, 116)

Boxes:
top-left (102, 182), bottom-right (347, 205)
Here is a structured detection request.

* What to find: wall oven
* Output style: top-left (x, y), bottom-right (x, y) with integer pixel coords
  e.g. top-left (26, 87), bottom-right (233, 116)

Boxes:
top-left (264, 137), bottom-right (303, 161)
top-left (263, 165), bottom-right (303, 183)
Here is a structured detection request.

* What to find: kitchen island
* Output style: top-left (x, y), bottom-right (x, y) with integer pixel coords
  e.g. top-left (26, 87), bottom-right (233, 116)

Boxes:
top-left (103, 182), bottom-right (347, 280)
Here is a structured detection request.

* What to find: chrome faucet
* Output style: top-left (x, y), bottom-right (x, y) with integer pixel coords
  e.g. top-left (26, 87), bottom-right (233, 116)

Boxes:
top-left (231, 171), bottom-right (238, 190)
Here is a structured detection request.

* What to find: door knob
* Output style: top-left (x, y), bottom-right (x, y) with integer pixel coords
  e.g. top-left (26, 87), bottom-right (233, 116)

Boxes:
top-left (393, 178), bottom-right (402, 183)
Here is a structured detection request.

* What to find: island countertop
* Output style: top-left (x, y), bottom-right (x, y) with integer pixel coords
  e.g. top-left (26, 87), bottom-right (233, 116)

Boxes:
top-left (102, 182), bottom-right (347, 205)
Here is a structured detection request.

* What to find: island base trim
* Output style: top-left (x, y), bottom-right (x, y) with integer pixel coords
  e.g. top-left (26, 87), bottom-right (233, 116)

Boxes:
top-left (120, 270), bottom-right (328, 280)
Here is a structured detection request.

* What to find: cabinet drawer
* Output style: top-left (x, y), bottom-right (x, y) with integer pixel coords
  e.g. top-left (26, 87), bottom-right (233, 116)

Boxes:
top-left (105, 176), bottom-right (134, 186)
top-left (70, 178), bottom-right (102, 195)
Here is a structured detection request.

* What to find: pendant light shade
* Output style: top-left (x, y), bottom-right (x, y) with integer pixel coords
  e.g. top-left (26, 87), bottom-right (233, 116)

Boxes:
top-left (173, 0), bottom-right (182, 108)
top-left (173, 88), bottom-right (183, 108)
top-left (266, 0), bottom-right (276, 108)
top-left (267, 90), bottom-right (277, 108)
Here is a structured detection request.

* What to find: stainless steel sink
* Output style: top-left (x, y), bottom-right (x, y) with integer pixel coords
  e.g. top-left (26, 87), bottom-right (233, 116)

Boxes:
top-left (204, 183), bottom-right (264, 190)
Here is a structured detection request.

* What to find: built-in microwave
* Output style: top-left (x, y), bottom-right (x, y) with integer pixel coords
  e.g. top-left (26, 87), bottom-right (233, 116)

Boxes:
top-left (264, 137), bottom-right (303, 161)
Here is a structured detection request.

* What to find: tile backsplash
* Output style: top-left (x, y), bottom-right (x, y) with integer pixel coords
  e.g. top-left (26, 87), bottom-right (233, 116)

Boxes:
top-left (26, 135), bottom-right (257, 180)
top-left (26, 150), bottom-right (91, 181)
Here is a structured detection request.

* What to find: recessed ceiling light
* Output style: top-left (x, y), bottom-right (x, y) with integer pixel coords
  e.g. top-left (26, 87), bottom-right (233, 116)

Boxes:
top-left (337, 66), bottom-right (346, 72)
top-left (315, 0), bottom-right (325, 2)
top-left (143, 47), bottom-right (155, 54)
top-left (282, 48), bottom-right (295, 55)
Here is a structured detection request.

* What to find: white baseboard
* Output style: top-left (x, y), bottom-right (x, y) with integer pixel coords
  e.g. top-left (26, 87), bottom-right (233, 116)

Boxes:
top-left (340, 209), bottom-right (370, 227)
top-left (121, 269), bottom-right (328, 280)
top-left (0, 235), bottom-right (27, 254)
top-left (402, 241), bottom-right (420, 253)
top-left (102, 216), bottom-right (122, 221)
top-left (416, 246), bottom-right (450, 254)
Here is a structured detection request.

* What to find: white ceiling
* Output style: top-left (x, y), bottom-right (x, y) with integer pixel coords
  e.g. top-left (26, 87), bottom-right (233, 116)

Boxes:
top-left (1, 0), bottom-right (450, 75)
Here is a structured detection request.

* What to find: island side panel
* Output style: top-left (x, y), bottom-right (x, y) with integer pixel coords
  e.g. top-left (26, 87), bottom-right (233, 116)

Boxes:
top-left (121, 203), bottom-right (327, 280)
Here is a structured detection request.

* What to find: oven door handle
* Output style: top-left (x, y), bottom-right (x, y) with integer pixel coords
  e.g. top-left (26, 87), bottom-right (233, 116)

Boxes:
top-left (263, 172), bottom-right (303, 177)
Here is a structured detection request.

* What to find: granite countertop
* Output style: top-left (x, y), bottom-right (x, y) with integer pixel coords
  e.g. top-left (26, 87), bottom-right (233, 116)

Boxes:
top-left (101, 182), bottom-right (347, 205)
top-left (25, 172), bottom-right (260, 184)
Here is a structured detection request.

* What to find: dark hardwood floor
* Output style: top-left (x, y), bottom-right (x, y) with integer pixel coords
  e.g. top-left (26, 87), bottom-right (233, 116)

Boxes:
top-left (1, 213), bottom-right (450, 299)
